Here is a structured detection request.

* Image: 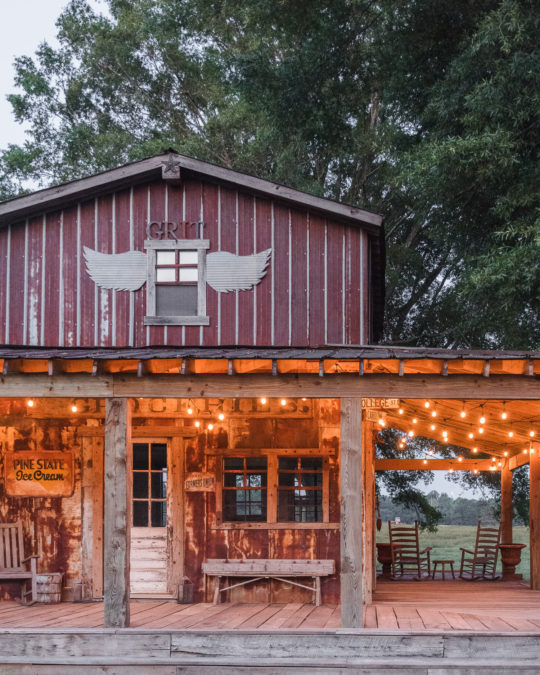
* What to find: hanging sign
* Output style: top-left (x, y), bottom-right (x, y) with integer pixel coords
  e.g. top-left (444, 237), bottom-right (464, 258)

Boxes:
top-left (185, 472), bottom-right (216, 492)
top-left (4, 451), bottom-right (74, 497)
top-left (362, 398), bottom-right (399, 409)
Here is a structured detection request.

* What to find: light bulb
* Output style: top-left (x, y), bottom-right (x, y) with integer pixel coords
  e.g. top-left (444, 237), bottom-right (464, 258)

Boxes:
top-left (187, 407), bottom-right (193, 415)
top-left (408, 430), bottom-right (414, 437)
top-left (504, 451), bottom-right (508, 457)
top-left (301, 397), bottom-right (307, 401)
top-left (71, 405), bottom-right (77, 413)
top-left (530, 431), bottom-right (536, 438)
top-left (412, 418), bottom-right (417, 424)
top-left (449, 468), bottom-right (454, 474)
top-left (460, 411), bottom-right (466, 418)
top-left (218, 413), bottom-right (225, 421)
top-left (508, 431), bottom-right (514, 438)
top-left (195, 421), bottom-right (201, 428)
top-left (378, 417), bottom-right (385, 426)
top-left (260, 397), bottom-right (267, 404)
top-left (501, 412), bottom-right (507, 420)
top-left (430, 424), bottom-right (436, 431)
top-left (472, 447), bottom-right (478, 453)
top-left (473, 469), bottom-right (478, 474)
top-left (480, 416), bottom-right (486, 424)
top-left (26, 399), bottom-right (34, 407)
top-left (489, 466), bottom-right (496, 471)
top-left (478, 427), bottom-right (484, 434)
top-left (208, 423), bottom-right (214, 431)
top-left (458, 456), bottom-right (463, 462)
top-left (524, 449), bottom-right (528, 454)
top-left (398, 408), bottom-right (404, 415)
top-left (468, 432), bottom-right (474, 439)
top-left (442, 430), bottom-right (448, 437)
top-left (431, 410), bottom-right (437, 417)
top-left (280, 399), bottom-right (287, 406)
top-left (424, 401), bottom-right (430, 408)
top-left (423, 459), bottom-right (427, 464)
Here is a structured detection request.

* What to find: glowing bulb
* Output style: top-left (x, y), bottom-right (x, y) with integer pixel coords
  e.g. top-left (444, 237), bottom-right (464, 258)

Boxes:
top-left (472, 447), bottom-right (478, 453)
top-left (458, 456), bottom-right (463, 462)
top-left (26, 399), bottom-right (34, 407)
top-left (378, 417), bottom-right (385, 426)
top-left (478, 427), bottom-right (484, 434)
top-left (460, 411), bottom-right (466, 418)
top-left (449, 468), bottom-right (454, 474)
top-left (531, 448), bottom-right (536, 454)
top-left (508, 431), bottom-right (514, 438)
top-left (480, 416), bottom-right (486, 425)
top-left (187, 407), bottom-right (193, 415)
top-left (280, 399), bottom-right (287, 406)
top-left (218, 413), bottom-right (225, 421)
top-left (208, 423), bottom-right (214, 431)
top-left (501, 412), bottom-right (507, 420)
top-left (260, 397), bottom-right (267, 405)
top-left (424, 401), bottom-right (430, 408)
top-left (431, 410), bottom-right (437, 417)
top-left (408, 430), bottom-right (414, 437)
top-left (473, 469), bottom-right (478, 474)
top-left (195, 421), bottom-right (201, 428)
top-left (412, 418), bottom-right (417, 424)
top-left (423, 459), bottom-right (427, 464)
top-left (468, 432), bottom-right (474, 439)
top-left (504, 451), bottom-right (508, 457)
top-left (492, 457), bottom-right (496, 462)
top-left (442, 430), bottom-right (448, 437)
top-left (498, 462), bottom-right (503, 467)
top-left (398, 408), bottom-right (404, 415)
top-left (523, 449), bottom-right (528, 454)
top-left (489, 466), bottom-right (496, 471)
top-left (530, 431), bottom-right (536, 438)
top-left (401, 437), bottom-right (407, 443)
top-left (430, 424), bottom-right (436, 431)
top-left (302, 397), bottom-right (307, 401)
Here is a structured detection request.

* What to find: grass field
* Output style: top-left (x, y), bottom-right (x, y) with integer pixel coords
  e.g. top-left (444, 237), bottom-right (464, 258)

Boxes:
top-left (376, 524), bottom-right (530, 580)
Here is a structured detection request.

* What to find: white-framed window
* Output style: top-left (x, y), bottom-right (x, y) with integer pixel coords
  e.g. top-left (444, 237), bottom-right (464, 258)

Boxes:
top-left (144, 239), bottom-right (210, 325)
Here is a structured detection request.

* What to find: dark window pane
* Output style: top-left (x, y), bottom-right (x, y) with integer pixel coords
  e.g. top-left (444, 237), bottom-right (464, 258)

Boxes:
top-left (279, 457), bottom-right (297, 470)
top-left (133, 444), bottom-right (148, 470)
top-left (224, 457), bottom-right (244, 470)
top-left (223, 488), bottom-right (267, 522)
top-left (278, 472), bottom-right (297, 487)
top-left (151, 471), bottom-right (167, 498)
top-left (133, 472), bottom-right (148, 498)
top-left (133, 501), bottom-right (149, 526)
top-left (151, 501), bottom-right (167, 527)
top-left (224, 473), bottom-right (244, 488)
top-left (278, 488), bottom-right (322, 522)
top-left (156, 284), bottom-right (198, 316)
top-left (302, 472), bottom-right (322, 487)
top-left (247, 473), bottom-right (264, 488)
top-left (301, 457), bottom-right (322, 471)
top-left (246, 457), bottom-right (267, 470)
top-left (151, 444), bottom-right (167, 470)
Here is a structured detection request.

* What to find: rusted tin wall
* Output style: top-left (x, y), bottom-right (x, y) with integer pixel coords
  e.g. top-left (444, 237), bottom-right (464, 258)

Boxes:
top-left (0, 400), bottom-right (83, 599)
top-left (184, 398), bottom-right (341, 604)
top-left (0, 178), bottom-right (372, 348)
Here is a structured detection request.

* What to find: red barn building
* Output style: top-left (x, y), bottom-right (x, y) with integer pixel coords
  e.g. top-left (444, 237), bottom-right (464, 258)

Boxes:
top-left (0, 152), bottom-right (539, 668)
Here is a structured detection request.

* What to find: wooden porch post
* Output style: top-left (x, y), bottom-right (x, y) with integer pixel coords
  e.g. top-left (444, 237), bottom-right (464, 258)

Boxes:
top-left (530, 443), bottom-right (540, 590)
top-left (104, 398), bottom-right (131, 627)
top-left (340, 398), bottom-right (363, 628)
top-left (500, 464), bottom-right (513, 544)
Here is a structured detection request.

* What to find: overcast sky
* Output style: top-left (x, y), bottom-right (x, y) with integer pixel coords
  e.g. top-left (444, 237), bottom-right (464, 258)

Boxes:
top-left (0, 0), bottom-right (104, 149)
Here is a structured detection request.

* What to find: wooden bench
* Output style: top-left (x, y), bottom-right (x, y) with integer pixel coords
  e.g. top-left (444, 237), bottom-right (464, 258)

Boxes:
top-left (0, 521), bottom-right (39, 605)
top-left (202, 558), bottom-right (335, 606)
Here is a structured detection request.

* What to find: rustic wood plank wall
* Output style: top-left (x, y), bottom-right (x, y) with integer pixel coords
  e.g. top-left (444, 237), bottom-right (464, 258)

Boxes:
top-left (0, 179), bottom-right (372, 348)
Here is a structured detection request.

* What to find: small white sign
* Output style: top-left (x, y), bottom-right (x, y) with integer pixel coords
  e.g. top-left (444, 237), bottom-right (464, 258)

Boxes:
top-left (362, 398), bottom-right (399, 409)
top-left (185, 472), bottom-right (215, 492)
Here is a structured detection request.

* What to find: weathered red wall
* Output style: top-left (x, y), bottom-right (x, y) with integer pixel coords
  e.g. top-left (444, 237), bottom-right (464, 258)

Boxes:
top-left (0, 178), bottom-right (372, 348)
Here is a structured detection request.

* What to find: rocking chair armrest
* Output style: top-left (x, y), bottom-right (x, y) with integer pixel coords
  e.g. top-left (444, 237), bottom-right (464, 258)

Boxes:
top-left (419, 547), bottom-right (432, 555)
top-left (459, 548), bottom-right (474, 555)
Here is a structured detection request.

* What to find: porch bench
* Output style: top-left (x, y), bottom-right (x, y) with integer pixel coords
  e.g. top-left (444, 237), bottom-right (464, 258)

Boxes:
top-left (202, 558), bottom-right (335, 606)
top-left (0, 521), bottom-right (39, 605)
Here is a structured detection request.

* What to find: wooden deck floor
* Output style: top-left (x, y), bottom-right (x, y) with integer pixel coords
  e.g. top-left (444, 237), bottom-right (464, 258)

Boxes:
top-left (1, 580), bottom-right (539, 632)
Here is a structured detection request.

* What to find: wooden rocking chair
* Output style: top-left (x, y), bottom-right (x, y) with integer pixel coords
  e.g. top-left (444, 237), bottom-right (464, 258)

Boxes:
top-left (388, 520), bottom-right (432, 579)
top-left (459, 520), bottom-right (501, 580)
top-left (0, 521), bottom-right (39, 604)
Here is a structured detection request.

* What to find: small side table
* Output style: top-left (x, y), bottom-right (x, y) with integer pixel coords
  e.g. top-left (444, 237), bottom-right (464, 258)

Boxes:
top-left (432, 559), bottom-right (455, 580)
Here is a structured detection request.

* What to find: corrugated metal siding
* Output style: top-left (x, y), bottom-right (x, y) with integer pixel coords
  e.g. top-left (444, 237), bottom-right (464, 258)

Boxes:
top-left (0, 178), bottom-right (371, 348)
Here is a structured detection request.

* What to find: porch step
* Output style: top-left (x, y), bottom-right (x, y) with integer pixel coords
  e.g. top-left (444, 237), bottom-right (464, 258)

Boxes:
top-left (1, 629), bottom-right (540, 672)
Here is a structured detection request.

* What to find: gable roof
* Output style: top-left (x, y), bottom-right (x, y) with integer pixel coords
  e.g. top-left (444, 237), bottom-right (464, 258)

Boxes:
top-left (0, 151), bottom-right (383, 232)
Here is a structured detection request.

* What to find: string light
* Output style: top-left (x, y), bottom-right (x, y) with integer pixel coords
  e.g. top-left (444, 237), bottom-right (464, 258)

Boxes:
top-left (218, 413), bottom-right (225, 421)
top-left (26, 399), bottom-right (34, 408)
top-left (378, 417), bottom-right (386, 427)
top-left (431, 410), bottom-right (437, 418)
top-left (458, 456), bottom-right (463, 462)
top-left (530, 431), bottom-right (536, 438)
top-left (424, 401), bottom-right (431, 409)
top-left (207, 423), bottom-right (214, 431)
top-left (479, 415), bottom-right (486, 425)
top-left (412, 418), bottom-right (418, 424)
top-left (430, 424), bottom-right (436, 431)
top-left (408, 430), bottom-right (414, 437)
top-left (489, 465), bottom-right (496, 472)
top-left (508, 431), bottom-right (514, 438)
top-left (423, 459), bottom-right (428, 464)
top-left (504, 451), bottom-right (508, 457)
top-left (260, 397), bottom-right (267, 405)
top-left (472, 447), bottom-right (478, 453)
top-left (280, 399), bottom-right (287, 406)
top-left (398, 408), bottom-right (404, 415)
top-left (460, 405), bottom-right (466, 419)
top-left (468, 432), bottom-right (474, 439)
top-left (524, 448), bottom-right (529, 454)
top-left (501, 402), bottom-right (508, 420)
top-left (478, 427), bottom-right (484, 434)
top-left (71, 405), bottom-right (78, 413)
top-left (473, 469), bottom-right (478, 474)
top-left (448, 468), bottom-right (454, 474)
top-left (442, 430), bottom-right (448, 438)
top-left (195, 421), bottom-right (201, 428)
top-left (187, 407), bottom-right (193, 415)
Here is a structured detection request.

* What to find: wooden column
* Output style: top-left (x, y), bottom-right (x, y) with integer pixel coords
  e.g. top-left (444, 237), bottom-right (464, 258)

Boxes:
top-left (340, 398), bottom-right (363, 628)
top-left (500, 464), bottom-right (513, 544)
top-left (530, 443), bottom-right (540, 590)
top-left (104, 398), bottom-right (131, 627)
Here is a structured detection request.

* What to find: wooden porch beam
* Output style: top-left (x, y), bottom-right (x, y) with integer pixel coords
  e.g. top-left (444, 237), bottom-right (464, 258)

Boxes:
top-left (104, 398), bottom-right (131, 628)
top-left (501, 464), bottom-right (513, 544)
top-left (340, 398), bottom-right (363, 628)
top-left (509, 453), bottom-right (531, 470)
top-left (1, 373), bottom-right (539, 398)
top-left (530, 443), bottom-right (540, 590)
top-left (375, 459), bottom-right (499, 471)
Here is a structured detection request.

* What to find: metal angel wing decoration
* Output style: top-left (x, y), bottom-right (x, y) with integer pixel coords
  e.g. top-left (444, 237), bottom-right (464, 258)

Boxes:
top-left (83, 246), bottom-right (147, 291)
top-left (206, 249), bottom-right (272, 292)
top-left (83, 246), bottom-right (272, 293)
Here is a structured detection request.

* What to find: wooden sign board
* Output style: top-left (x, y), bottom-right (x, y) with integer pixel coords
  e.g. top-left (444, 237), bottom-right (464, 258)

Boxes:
top-left (365, 409), bottom-right (383, 422)
top-left (185, 472), bottom-right (215, 492)
top-left (4, 451), bottom-right (74, 497)
top-left (362, 398), bottom-right (399, 409)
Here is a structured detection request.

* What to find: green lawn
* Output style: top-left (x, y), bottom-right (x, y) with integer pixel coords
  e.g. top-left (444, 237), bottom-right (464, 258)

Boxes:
top-left (376, 524), bottom-right (530, 580)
